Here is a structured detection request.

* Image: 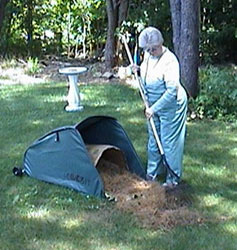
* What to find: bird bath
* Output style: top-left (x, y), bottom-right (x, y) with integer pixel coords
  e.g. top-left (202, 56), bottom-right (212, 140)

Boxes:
top-left (59, 67), bottom-right (87, 112)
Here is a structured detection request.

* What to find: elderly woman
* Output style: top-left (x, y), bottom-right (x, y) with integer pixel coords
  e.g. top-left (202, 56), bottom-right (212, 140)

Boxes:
top-left (137, 26), bottom-right (188, 188)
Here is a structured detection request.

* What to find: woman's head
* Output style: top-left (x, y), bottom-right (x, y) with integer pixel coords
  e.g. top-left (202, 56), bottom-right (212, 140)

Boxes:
top-left (138, 27), bottom-right (164, 56)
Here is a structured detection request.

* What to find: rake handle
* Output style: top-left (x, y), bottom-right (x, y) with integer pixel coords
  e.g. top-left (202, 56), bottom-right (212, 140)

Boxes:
top-left (121, 35), bottom-right (164, 155)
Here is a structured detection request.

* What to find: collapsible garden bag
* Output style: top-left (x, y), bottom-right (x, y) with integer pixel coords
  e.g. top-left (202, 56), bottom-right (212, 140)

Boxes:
top-left (17, 116), bottom-right (145, 197)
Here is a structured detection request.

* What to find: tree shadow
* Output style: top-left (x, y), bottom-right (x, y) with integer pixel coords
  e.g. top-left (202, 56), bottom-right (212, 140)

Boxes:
top-left (1, 83), bottom-right (237, 249)
top-left (184, 121), bottom-right (237, 208)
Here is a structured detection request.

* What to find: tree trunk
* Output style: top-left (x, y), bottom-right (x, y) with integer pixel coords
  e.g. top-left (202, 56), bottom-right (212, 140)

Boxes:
top-left (169, 0), bottom-right (181, 58)
top-left (169, 0), bottom-right (200, 98)
top-left (105, 0), bottom-right (117, 69)
top-left (105, 0), bottom-right (129, 69)
top-left (26, 0), bottom-right (34, 56)
top-left (180, 0), bottom-right (200, 98)
top-left (118, 0), bottom-right (129, 26)
top-left (0, 0), bottom-right (10, 35)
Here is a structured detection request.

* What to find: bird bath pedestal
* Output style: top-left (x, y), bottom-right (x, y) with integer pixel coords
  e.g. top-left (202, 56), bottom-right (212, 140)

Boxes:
top-left (59, 67), bottom-right (87, 112)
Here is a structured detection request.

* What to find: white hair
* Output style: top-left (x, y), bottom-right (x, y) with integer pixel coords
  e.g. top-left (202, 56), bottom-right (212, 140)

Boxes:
top-left (138, 27), bottom-right (164, 48)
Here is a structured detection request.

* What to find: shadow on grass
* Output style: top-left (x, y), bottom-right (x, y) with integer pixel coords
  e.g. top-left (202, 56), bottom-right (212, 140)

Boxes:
top-left (184, 121), bottom-right (237, 215)
top-left (1, 199), bottom-right (237, 250)
top-left (1, 83), bottom-right (237, 249)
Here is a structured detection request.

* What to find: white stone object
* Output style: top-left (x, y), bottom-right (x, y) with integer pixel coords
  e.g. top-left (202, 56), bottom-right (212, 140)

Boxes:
top-left (59, 67), bottom-right (87, 111)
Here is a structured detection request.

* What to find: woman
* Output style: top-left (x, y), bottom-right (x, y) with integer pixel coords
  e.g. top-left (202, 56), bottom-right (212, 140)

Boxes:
top-left (136, 26), bottom-right (188, 188)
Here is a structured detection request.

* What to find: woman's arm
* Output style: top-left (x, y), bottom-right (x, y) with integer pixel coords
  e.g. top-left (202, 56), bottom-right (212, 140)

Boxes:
top-left (151, 55), bottom-right (180, 113)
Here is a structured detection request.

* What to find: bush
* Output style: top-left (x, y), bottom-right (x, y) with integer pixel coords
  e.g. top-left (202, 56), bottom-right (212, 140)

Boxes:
top-left (24, 57), bottom-right (41, 75)
top-left (189, 65), bottom-right (237, 121)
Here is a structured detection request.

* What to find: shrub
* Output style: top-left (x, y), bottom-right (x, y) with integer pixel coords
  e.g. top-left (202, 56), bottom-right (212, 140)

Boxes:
top-left (25, 57), bottom-right (41, 75)
top-left (189, 65), bottom-right (237, 121)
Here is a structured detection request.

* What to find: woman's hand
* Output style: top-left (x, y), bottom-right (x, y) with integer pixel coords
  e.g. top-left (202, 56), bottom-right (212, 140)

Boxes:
top-left (145, 107), bottom-right (154, 119)
top-left (131, 64), bottom-right (140, 74)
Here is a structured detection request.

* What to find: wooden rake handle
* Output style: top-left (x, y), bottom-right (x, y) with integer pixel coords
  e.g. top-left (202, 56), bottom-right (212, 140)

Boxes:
top-left (121, 35), bottom-right (164, 155)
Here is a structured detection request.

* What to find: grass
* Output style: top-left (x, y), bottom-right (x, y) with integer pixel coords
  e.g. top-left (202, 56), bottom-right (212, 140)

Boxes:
top-left (0, 81), bottom-right (237, 250)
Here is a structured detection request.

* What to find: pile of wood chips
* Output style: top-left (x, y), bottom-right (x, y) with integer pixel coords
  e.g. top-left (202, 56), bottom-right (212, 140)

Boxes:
top-left (97, 159), bottom-right (202, 229)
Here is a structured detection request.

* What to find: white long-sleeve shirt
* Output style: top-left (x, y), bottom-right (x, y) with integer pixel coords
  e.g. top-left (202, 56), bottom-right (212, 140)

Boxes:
top-left (140, 47), bottom-right (184, 113)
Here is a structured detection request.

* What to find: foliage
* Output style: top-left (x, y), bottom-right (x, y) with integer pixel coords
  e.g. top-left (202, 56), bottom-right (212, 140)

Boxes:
top-left (200, 0), bottom-right (237, 64)
top-left (0, 57), bottom-right (19, 69)
top-left (24, 57), bottom-right (41, 75)
top-left (0, 81), bottom-right (237, 249)
top-left (119, 0), bottom-right (172, 45)
top-left (0, 0), bottom-right (106, 58)
top-left (189, 65), bottom-right (237, 121)
top-left (0, 0), bottom-right (237, 64)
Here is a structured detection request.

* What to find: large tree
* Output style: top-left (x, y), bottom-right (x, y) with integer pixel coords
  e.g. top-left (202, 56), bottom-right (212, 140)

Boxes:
top-left (0, 0), bottom-right (10, 34)
top-left (105, 0), bottom-right (129, 69)
top-left (169, 0), bottom-right (200, 98)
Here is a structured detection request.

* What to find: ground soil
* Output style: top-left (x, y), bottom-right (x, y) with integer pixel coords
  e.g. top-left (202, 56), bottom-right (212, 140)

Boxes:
top-left (0, 58), bottom-right (132, 86)
top-left (97, 159), bottom-right (203, 230)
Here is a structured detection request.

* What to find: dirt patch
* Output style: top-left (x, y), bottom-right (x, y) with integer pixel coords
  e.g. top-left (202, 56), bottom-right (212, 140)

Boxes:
top-left (0, 58), bottom-right (129, 85)
top-left (97, 159), bottom-right (203, 229)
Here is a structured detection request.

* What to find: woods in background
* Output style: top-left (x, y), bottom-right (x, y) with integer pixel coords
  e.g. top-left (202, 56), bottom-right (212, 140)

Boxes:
top-left (0, 0), bottom-right (236, 97)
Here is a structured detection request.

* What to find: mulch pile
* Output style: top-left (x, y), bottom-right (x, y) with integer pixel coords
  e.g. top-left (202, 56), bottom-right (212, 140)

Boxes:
top-left (97, 159), bottom-right (203, 229)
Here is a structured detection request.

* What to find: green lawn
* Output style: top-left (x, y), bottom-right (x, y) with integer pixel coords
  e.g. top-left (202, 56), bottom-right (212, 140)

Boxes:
top-left (0, 81), bottom-right (237, 250)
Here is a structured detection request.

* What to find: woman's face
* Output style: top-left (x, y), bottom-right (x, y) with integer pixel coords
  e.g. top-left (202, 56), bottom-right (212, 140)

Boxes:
top-left (145, 44), bottom-right (163, 57)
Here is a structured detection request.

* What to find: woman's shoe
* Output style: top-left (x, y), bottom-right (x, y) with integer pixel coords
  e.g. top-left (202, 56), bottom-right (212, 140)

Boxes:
top-left (146, 174), bottom-right (155, 181)
top-left (162, 181), bottom-right (178, 189)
